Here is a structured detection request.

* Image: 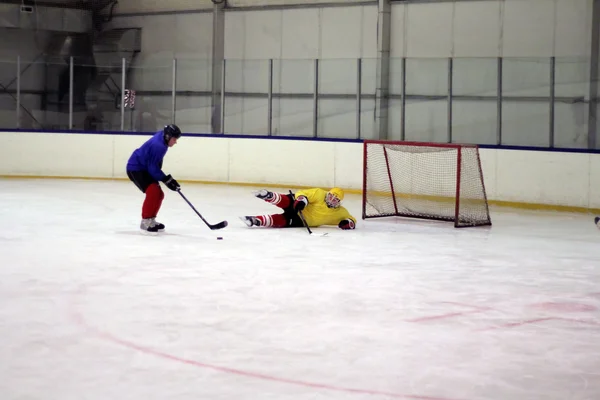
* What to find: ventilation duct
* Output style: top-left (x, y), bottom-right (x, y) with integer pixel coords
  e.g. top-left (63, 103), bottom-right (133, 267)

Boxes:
top-left (84, 28), bottom-right (141, 130)
top-left (0, 3), bottom-right (92, 32)
top-left (92, 28), bottom-right (142, 70)
top-left (40, 28), bottom-right (141, 130)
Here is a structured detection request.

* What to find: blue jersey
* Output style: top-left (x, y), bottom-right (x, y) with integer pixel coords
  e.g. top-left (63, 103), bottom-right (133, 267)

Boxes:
top-left (126, 131), bottom-right (168, 181)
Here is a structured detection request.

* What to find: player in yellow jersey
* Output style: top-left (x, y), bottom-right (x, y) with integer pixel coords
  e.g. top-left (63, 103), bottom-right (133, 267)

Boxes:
top-left (240, 187), bottom-right (356, 230)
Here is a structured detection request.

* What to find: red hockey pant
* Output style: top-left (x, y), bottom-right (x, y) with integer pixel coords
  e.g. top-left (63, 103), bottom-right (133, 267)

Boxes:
top-left (142, 183), bottom-right (164, 219)
top-left (256, 192), bottom-right (293, 228)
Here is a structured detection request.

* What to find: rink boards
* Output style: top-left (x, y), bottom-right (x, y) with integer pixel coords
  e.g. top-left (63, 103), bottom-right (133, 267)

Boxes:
top-left (1, 130), bottom-right (600, 212)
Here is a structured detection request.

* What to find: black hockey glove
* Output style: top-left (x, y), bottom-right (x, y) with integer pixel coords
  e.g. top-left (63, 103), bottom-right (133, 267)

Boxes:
top-left (162, 174), bottom-right (180, 191)
top-left (338, 219), bottom-right (355, 230)
top-left (293, 195), bottom-right (308, 212)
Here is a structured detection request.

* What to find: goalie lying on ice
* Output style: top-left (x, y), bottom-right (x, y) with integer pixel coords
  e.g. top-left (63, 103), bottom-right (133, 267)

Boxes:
top-left (241, 188), bottom-right (356, 230)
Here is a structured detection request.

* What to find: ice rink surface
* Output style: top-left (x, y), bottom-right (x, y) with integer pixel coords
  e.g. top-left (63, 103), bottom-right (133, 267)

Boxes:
top-left (1, 178), bottom-right (599, 400)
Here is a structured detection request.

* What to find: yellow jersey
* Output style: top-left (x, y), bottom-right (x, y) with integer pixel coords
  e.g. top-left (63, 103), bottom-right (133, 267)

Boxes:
top-left (295, 188), bottom-right (357, 228)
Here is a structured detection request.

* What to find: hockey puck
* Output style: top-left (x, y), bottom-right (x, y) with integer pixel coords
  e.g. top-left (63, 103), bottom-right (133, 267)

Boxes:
top-left (217, 237), bottom-right (223, 240)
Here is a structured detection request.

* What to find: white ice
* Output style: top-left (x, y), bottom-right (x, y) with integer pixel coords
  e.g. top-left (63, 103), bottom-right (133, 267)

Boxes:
top-left (1, 178), bottom-right (599, 400)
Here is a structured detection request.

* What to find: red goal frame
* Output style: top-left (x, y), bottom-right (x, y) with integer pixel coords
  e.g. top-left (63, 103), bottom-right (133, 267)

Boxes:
top-left (361, 140), bottom-right (491, 228)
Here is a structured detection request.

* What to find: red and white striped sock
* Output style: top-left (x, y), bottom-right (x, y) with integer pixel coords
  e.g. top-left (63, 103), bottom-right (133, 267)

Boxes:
top-left (257, 214), bottom-right (287, 228)
top-left (262, 192), bottom-right (291, 209)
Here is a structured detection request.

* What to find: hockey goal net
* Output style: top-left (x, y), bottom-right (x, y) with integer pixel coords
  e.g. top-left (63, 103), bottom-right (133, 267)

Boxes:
top-left (362, 140), bottom-right (491, 228)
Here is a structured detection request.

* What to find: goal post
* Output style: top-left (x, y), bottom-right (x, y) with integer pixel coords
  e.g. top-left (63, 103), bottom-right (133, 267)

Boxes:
top-left (362, 140), bottom-right (492, 228)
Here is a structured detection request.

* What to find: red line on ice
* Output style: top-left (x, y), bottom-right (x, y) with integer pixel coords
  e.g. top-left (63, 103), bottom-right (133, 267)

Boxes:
top-left (406, 302), bottom-right (492, 323)
top-left (69, 285), bottom-right (464, 400)
top-left (476, 317), bottom-right (555, 331)
top-left (554, 317), bottom-right (600, 326)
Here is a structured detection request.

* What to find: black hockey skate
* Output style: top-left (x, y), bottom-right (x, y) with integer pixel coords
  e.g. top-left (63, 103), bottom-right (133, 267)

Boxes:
top-left (140, 218), bottom-right (160, 235)
top-left (151, 217), bottom-right (165, 232)
top-left (253, 189), bottom-right (274, 201)
top-left (240, 216), bottom-right (261, 227)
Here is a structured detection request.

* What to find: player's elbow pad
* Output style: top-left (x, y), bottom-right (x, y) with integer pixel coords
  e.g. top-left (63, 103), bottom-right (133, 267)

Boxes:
top-left (338, 219), bottom-right (355, 230)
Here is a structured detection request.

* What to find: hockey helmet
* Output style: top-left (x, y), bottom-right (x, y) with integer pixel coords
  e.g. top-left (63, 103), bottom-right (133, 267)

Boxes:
top-left (325, 187), bottom-right (344, 208)
top-left (163, 124), bottom-right (182, 144)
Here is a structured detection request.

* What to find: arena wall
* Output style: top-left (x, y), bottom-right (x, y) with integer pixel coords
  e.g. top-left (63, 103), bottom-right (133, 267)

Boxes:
top-left (1, 131), bottom-right (599, 212)
top-left (102, 0), bottom-right (593, 144)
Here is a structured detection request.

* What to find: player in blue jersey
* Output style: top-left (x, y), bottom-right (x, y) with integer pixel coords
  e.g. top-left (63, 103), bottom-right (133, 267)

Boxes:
top-left (126, 124), bottom-right (182, 234)
top-left (240, 187), bottom-right (356, 230)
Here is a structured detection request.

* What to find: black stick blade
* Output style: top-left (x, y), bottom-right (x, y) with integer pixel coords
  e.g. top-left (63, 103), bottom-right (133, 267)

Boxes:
top-left (210, 220), bottom-right (228, 230)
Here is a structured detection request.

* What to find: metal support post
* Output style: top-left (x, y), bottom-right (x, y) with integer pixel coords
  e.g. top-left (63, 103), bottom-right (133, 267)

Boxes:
top-left (120, 57), bottom-right (126, 131)
top-left (268, 59), bottom-right (273, 136)
top-left (549, 56), bottom-right (555, 147)
top-left (172, 58), bottom-right (177, 124)
top-left (401, 57), bottom-right (406, 141)
top-left (69, 56), bottom-right (74, 130)
top-left (313, 59), bottom-right (319, 138)
top-left (496, 57), bottom-right (503, 145)
top-left (447, 57), bottom-right (453, 143)
top-left (212, 0), bottom-right (225, 134)
top-left (16, 56), bottom-right (20, 129)
top-left (588, 0), bottom-right (600, 149)
top-left (356, 58), bottom-right (362, 139)
top-left (220, 59), bottom-right (226, 134)
top-left (375, 0), bottom-right (391, 140)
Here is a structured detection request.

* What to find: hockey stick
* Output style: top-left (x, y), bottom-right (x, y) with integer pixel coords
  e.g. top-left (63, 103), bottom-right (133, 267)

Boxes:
top-left (289, 190), bottom-right (328, 237)
top-left (177, 189), bottom-right (228, 230)
top-left (298, 209), bottom-right (313, 234)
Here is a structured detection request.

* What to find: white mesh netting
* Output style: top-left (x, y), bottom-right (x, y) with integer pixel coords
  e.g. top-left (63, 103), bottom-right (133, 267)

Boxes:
top-left (363, 141), bottom-right (491, 227)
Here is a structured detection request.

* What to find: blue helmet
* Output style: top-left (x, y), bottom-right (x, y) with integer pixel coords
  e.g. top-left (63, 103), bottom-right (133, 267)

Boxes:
top-left (163, 124), bottom-right (181, 144)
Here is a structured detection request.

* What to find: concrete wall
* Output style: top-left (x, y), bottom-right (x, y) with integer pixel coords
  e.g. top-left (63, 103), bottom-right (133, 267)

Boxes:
top-left (391, 0), bottom-right (591, 58)
top-left (0, 29), bottom-right (53, 130)
top-left (100, 0), bottom-right (594, 148)
top-left (112, 0), bottom-right (370, 14)
top-left (112, 0), bottom-right (214, 14)
top-left (387, 0), bottom-right (591, 148)
top-left (1, 131), bottom-right (599, 212)
top-left (222, 4), bottom-right (378, 137)
top-left (1, 1), bottom-right (593, 147)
